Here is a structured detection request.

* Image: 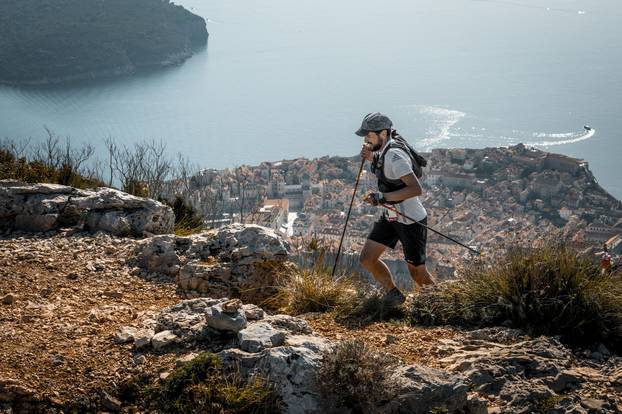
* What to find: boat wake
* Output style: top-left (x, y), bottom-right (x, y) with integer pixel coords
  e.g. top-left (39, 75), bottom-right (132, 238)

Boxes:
top-left (402, 104), bottom-right (596, 150)
top-left (472, 0), bottom-right (587, 14)
top-left (525, 128), bottom-right (595, 146)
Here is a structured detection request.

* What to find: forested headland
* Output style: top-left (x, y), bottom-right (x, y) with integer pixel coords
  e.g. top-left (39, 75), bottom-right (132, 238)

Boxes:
top-left (0, 0), bottom-right (208, 85)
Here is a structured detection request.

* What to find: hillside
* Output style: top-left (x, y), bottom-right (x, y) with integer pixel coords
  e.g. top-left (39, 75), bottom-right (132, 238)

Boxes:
top-left (2, 230), bottom-right (620, 413)
top-left (0, 0), bottom-right (208, 85)
top-left (1, 182), bottom-right (621, 413)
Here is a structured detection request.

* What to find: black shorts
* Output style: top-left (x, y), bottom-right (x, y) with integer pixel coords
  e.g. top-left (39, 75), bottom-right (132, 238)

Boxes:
top-left (367, 215), bottom-right (427, 266)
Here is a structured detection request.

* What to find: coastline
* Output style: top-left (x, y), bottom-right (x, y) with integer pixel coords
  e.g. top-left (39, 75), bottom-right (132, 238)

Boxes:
top-left (0, 45), bottom-right (205, 87)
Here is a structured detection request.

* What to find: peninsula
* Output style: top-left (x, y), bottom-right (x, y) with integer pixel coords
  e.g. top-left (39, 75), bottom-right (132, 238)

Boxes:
top-left (0, 0), bottom-right (208, 85)
top-left (173, 144), bottom-right (622, 279)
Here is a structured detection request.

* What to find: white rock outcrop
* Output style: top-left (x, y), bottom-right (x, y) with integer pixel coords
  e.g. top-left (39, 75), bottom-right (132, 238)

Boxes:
top-left (134, 224), bottom-right (291, 302)
top-left (0, 181), bottom-right (174, 236)
top-left (116, 297), bottom-right (472, 414)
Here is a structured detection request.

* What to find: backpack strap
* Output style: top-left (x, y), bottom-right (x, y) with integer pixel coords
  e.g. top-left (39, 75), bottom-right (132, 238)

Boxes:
top-left (391, 134), bottom-right (427, 178)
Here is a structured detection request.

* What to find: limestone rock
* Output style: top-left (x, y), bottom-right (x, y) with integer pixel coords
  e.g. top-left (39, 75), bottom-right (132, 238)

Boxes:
top-left (238, 322), bottom-right (286, 353)
top-left (206, 305), bottom-right (247, 333)
top-left (438, 333), bottom-right (575, 411)
top-left (264, 314), bottom-right (312, 335)
top-left (133, 224), bottom-right (290, 303)
top-left (14, 214), bottom-right (58, 232)
top-left (134, 235), bottom-right (181, 277)
top-left (382, 365), bottom-right (468, 414)
top-left (115, 297), bottom-right (495, 414)
top-left (114, 326), bottom-right (138, 344)
top-left (134, 329), bottom-right (155, 349)
top-left (0, 181), bottom-right (174, 236)
top-left (175, 353), bottom-right (199, 368)
top-left (242, 303), bottom-right (265, 321)
top-left (219, 338), bottom-right (328, 414)
top-left (155, 298), bottom-right (223, 341)
top-left (464, 327), bottom-right (526, 343)
top-left (548, 370), bottom-right (582, 393)
top-left (284, 335), bottom-right (331, 352)
top-left (151, 330), bottom-right (178, 350)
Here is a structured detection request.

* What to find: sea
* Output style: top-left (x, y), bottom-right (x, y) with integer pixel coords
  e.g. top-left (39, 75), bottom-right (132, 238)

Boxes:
top-left (0, 0), bottom-right (620, 198)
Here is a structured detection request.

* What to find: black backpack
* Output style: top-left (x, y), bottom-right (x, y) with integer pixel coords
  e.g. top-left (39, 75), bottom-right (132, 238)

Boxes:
top-left (371, 133), bottom-right (427, 179)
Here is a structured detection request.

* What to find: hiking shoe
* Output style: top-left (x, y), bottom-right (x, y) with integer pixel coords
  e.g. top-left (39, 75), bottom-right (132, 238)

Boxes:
top-left (382, 287), bottom-right (406, 308)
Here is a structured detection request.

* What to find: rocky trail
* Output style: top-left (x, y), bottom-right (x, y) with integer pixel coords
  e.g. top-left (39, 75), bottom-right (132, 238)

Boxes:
top-left (1, 229), bottom-right (621, 413)
top-left (0, 232), bottom-right (181, 407)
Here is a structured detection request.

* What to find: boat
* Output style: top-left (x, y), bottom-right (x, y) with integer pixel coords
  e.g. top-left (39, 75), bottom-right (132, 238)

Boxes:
top-left (584, 125), bottom-right (592, 131)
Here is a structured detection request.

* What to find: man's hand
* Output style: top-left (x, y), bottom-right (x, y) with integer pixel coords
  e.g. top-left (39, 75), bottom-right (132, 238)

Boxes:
top-left (360, 143), bottom-right (374, 162)
top-left (363, 192), bottom-right (384, 206)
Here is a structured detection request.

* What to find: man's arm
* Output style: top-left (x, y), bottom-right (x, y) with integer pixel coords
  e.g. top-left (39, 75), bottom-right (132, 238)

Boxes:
top-left (382, 172), bottom-right (422, 203)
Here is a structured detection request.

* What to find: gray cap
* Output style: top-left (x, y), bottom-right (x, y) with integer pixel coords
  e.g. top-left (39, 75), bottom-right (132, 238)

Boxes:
top-left (355, 112), bottom-right (393, 137)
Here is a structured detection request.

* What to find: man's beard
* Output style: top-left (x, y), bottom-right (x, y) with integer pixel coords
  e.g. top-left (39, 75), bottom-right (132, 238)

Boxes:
top-left (371, 142), bottom-right (382, 151)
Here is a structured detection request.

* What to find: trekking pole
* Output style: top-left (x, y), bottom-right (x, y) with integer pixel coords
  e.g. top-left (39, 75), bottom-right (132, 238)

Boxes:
top-left (380, 203), bottom-right (481, 256)
top-left (332, 157), bottom-right (366, 276)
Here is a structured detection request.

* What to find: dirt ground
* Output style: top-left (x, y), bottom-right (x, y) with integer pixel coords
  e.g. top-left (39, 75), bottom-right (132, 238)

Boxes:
top-left (0, 232), bottom-right (182, 406)
top-left (1, 232), bottom-right (620, 413)
top-left (304, 312), bottom-right (461, 369)
top-left (0, 232), bottom-right (462, 408)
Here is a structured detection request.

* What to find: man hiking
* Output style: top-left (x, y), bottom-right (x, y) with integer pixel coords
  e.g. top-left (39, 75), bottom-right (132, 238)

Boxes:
top-left (356, 112), bottom-right (434, 308)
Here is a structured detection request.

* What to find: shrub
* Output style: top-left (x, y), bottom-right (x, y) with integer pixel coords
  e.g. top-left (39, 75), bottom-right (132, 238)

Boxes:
top-left (337, 285), bottom-right (407, 323)
top-left (0, 147), bottom-right (103, 189)
top-left (263, 260), bottom-right (361, 315)
top-left (144, 353), bottom-right (281, 414)
top-left (315, 339), bottom-right (398, 413)
top-left (159, 195), bottom-right (204, 236)
top-left (267, 243), bottom-right (409, 321)
top-left (411, 243), bottom-right (622, 351)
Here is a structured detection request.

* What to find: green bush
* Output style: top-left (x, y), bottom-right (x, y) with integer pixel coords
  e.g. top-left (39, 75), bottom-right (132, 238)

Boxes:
top-left (411, 244), bottom-right (622, 351)
top-left (160, 195), bottom-right (204, 236)
top-left (144, 353), bottom-right (281, 414)
top-left (0, 148), bottom-right (103, 189)
top-left (315, 339), bottom-right (398, 413)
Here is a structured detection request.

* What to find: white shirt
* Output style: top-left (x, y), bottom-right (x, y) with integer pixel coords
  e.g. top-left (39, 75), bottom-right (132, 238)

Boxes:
top-left (379, 140), bottom-right (427, 224)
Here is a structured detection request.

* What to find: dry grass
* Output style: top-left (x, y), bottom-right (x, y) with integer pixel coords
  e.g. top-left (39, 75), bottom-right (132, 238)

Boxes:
top-left (264, 244), bottom-right (411, 321)
top-left (0, 147), bottom-right (103, 189)
top-left (262, 261), bottom-right (361, 315)
top-left (411, 243), bottom-right (622, 351)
